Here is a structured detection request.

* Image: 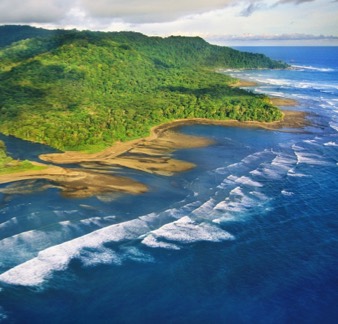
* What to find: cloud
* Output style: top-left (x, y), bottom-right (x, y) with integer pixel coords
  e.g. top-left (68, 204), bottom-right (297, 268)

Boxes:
top-left (276, 0), bottom-right (315, 4)
top-left (239, 0), bottom-right (317, 17)
top-left (78, 0), bottom-right (235, 23)
top-left (0, 0), bottom-right (243, 24)
top-left (239, 1), bottom-right (264, 16)
top-left (0, 0), bottom-right (326, 25)
top-left (0, 0), bottom-right (71, 23)
top-left (207, 33), bottom-right (338, 42)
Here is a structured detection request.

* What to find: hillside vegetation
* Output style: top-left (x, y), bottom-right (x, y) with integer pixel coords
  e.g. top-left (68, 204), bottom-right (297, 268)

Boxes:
top-left (0, 140), bottom-right (45, 174)
top-left (0, 26), bottom-right (287, 151)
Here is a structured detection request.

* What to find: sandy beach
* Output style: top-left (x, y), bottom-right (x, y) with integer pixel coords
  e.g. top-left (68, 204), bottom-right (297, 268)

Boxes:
top-left (0, 109), bottom-right (309, 197)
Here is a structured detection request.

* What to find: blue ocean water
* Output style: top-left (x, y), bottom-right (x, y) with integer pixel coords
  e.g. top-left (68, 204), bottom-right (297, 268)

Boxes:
top-left (0, 47), bottom-right (337, 323)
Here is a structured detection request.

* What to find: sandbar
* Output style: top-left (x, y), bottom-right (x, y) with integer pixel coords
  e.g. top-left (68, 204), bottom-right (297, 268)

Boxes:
top-left (0, 110), bottom-right (309, 198)
top-left (0, 162), bottom-right (148, 198)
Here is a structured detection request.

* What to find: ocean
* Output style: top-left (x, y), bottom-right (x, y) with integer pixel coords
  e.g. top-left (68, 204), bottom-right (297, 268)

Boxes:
top-left (0, 47), bottom-right (337, 323)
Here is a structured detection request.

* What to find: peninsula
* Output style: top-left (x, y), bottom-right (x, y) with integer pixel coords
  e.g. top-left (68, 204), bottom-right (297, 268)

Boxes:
top-left (0, 26), bottom-right (287, 151)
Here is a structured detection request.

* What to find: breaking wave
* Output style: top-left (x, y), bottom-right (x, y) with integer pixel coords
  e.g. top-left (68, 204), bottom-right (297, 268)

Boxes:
top-left (142, 216), bottom-right (234, 250)
top-left (291, 65), bottom-right (335, 72)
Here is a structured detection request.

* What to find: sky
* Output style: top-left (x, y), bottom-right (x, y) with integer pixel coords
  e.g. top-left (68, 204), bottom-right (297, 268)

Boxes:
top-left (0, 0), bottom-right (338, 45)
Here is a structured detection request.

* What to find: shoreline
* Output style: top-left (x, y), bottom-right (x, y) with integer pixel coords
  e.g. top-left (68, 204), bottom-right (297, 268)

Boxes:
top-left (231, 79), bottom-right (259, 87)
top-left (0, 110), bottom-right (309, 197)
top-left (39, 109), bottom-right (308, 163)
top-left (0, 162), bottom-right (148, 198)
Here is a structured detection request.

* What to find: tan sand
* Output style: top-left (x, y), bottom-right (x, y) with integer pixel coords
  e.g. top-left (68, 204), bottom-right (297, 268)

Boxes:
top-left (0, 162), bottom-right (148, 198)
top-left (0, 110), bottom-right (309, 197)
top-left (38, 110), bottom-right (309, 175)
top-left (231, 79), bottom-right (258, 87)
top-left (269, 97), bottom-right (298, 106)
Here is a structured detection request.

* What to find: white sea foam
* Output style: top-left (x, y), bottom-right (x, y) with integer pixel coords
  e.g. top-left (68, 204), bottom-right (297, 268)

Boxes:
top-left (281, 190), bottom-right (294, 196)
top-left (254, 77), bottom-right (292, 87)
top-left (258, 167), bottom-right (283, 179)
top-left (295, 151), bottom-right (333, 166)
top-left (226, 162), bottom-right (242, 170)
top-left (303, 139), bottom-right (320, 146)
top-left (0, 217), bottom-right (18, 231)
top-left (227, 175), bottom-right (238, 182)
top-left (1, 203), bottom-right (213, 286)
top-left (79, 217), bottom-right (107, 227)
top-left (121, 246), bottom-right (154, 263)
top-left (141, 234), bottom-right (180, 250)
top-left (80, 246), bottom-right (153, 266)
top-left (0, 229), bottom-right (50, 254)
top-left (324, 141), bottom-right (338, 147)
top-left (249, 191), bottom-right (268, 201)
top-left (0, 218), bottom-right (151, 286)
top-left (53, 210), bottom-right (79, 217)
top-left (292, 144), bottom-right (306, 151)
top-left (79, 247), bottom-right (122, 267)
top-left (215, 166), bottom-right (230, 175)
top-left (214, 200), bottom-right (243, 213)
top-left (229, 186), bottom-right (244, 196)
top-left (251, 153), bottom-right (296, 180)
top-left (0, 216), bottom-right (117, 262)
top-left (250, 163), bottom-right (287, 180)
top-left (212, 214), bottom-right (237, 224)
top-left (214, 191), bottom-right (257, 213)
top-left (250, 169), bottom-right (263, 177)
top-left (241, 151), bottom-right (270, 164)
top-left (192, 198), bottom-right (216, 217)
top-left (291, 64), bottom-right (335, 72)
top-left (255, 76), bottom-right (338, 92)
top-left (141, 216), bottom-right (234, 250)
top-left (329, 122), bottom-right (338, 132)
top-left (226, 151), bottom-right (270, 173)
top-left (234, 176), bottom-right (263, 187)
top-left (287, 168), bottom-right (311, 178)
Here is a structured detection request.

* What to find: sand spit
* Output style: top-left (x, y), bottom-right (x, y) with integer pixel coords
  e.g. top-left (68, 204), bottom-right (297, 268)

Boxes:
top-left (0, 110), bottom-right (309, 197)
top-left (0, 162), bottom-right (148, 198)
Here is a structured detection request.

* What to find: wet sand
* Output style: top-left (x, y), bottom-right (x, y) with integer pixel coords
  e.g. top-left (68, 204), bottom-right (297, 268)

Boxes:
top-left (231, 79), bottom-right (258, 87)
top-left (269, 97), bottom-right (298, 106)
top-left (0, 110), bottom-right (309, 197)
top-left (0, 162), bottom-right (148, 198)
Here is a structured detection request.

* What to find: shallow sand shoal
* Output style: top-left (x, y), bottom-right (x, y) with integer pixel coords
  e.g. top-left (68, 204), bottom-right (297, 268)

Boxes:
top-left (37, 110), bottom-right (309, 180)
top-left (0, 162), bottom-right (148, 198)
top-left (39, 128), bottom-right (214, 165)
top-left (0, 110), bottom-right (309, 197)
top-left (39, 110), bottom-right (308, 165)
top-left (231, 79), bottom-right (258, 87)
top-left (269, 97), bottom-right (298, 107)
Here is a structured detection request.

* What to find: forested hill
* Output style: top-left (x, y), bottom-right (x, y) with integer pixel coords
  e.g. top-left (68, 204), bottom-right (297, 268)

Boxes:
top-left (0, 25), bottom-right (55, 48)
top-left (0, 26), bottom-right (286, 151)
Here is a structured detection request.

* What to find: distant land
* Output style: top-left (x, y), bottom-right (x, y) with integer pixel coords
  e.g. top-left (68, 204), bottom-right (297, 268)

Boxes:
top-left (0, 25), bottom-right (288, 153)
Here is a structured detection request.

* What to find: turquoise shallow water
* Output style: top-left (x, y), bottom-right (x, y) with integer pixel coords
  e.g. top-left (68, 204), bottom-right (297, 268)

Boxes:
top-left (0, 47), bottom-right (337, 323)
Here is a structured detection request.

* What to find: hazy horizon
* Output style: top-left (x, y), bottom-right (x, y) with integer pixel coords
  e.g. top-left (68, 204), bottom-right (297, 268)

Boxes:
top-left (0, 0), bottom-right (337, 46)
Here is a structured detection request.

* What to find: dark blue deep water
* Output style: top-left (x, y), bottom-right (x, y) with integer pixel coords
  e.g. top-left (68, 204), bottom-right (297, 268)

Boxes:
top-left (0, 47), bottom-right (337, 323)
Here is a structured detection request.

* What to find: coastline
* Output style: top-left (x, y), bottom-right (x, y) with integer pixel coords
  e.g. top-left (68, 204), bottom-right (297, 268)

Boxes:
top-left (0, 110), bottom-right (309, 197)
top-left (231, 79), bottom-right (259, 87)
top-left (0, 162), bottom-right (148, 198)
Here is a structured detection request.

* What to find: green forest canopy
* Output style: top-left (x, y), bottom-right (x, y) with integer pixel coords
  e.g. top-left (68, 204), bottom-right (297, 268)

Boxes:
top-left (0, 26), bottom-right (288, 152)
